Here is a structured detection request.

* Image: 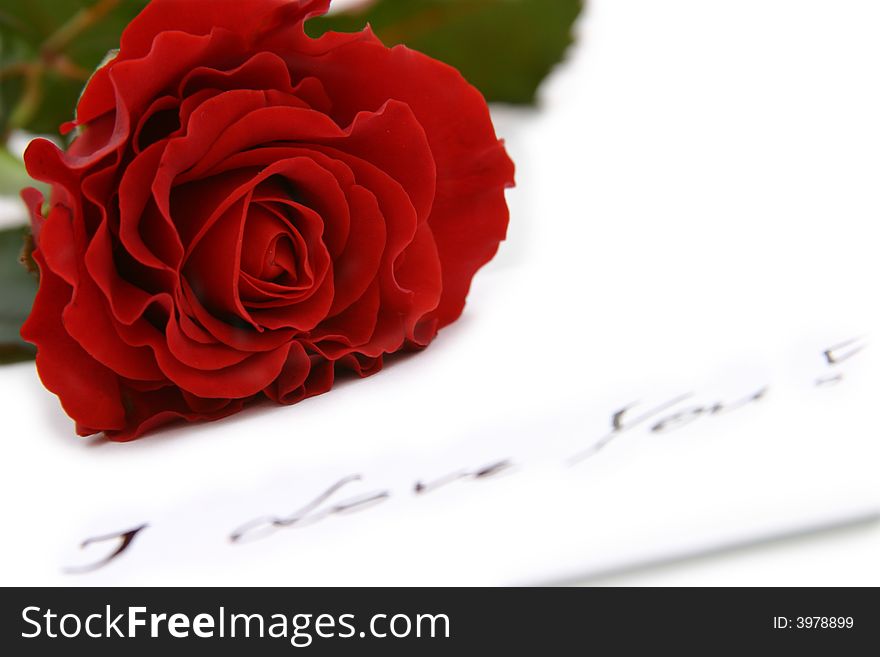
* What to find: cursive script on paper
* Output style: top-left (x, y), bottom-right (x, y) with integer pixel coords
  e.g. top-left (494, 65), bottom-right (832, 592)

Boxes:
top-left (64, 337), bottom-right (868, 573)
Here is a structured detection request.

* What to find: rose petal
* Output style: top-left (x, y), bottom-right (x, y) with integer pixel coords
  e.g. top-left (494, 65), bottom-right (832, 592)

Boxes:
top-left (286, 36), bottom-right (515, 327)
top-left (119, 0), bottom-right (329, 59)
top-left (21, 251), bottom-right (126, 433)
top-left (105, 383), bottom-right (248, 441)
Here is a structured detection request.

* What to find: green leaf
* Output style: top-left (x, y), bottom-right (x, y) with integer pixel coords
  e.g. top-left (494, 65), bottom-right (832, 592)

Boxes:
top-left (0, 223), bottom-right (37, 364)
top-left (307, 0), bottom-right (583, 105)
top-left (0, 146), bottom-right (33, 197)
top-left (1, 0), bottom-right (149, 138)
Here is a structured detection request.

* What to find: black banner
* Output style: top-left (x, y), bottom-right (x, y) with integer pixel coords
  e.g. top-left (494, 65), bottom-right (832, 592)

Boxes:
top-left (1, 587), bottom-right (876, 653)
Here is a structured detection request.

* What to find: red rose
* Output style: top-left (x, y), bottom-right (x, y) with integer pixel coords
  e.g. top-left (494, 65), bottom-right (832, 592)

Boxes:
top-left (20, 0), bottom-right (514, 440)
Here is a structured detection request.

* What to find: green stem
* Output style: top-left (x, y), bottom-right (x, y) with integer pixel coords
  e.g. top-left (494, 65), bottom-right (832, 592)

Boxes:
top-left (0, 146), bottom-right (41, 197)
top-left (7, 64), bottom-right (44, 130)
top-left (40, 0), bottom-right (121, 58)
top-left (3, 0), bottom-right (122, 140)
top-left (0, 61), bottom-right (30, 80)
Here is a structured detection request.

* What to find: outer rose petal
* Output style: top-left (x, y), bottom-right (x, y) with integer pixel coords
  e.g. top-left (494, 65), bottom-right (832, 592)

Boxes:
top-left (285, 36), bottom-right (515, 328)
top-left (22, 251), bottom-right (127, 434)
top-left (105, 386), bottom-right (248, 442)
top-left (21, 187), bottom-right (46, 242)
top-left (120, 0), bottom-right (329, 59)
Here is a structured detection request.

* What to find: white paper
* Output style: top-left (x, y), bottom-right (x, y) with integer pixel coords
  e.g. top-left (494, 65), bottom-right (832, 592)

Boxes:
top-left (1, 0), bottom-right (878, 586)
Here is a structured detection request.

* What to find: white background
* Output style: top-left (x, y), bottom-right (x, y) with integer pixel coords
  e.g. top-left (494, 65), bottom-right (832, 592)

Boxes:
top-left (532, 0), bottom-right (880, 586)
top-left (0, 0), bottom-right (878, 586)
